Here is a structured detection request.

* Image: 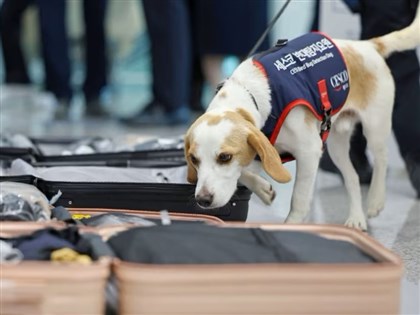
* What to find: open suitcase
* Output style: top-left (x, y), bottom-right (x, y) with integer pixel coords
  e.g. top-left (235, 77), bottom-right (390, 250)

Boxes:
top-left (113, 224), bottom-right (403, 315)
top-left (0, 135), bottom-right (186, 167)
top-left (0, 219), bottom-right (403, 315)
top-left (0, 211), bottom-right (223, 315)
top-left (0, 173), bottom-right (251, 221)
top-left (0, 136), bottom-right (252, 221)
top-left (0, 221), bottom-right (110, 315)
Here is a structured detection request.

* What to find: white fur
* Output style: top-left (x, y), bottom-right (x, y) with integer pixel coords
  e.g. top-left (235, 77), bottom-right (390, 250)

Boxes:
top-left (187, 9), bottom-right (420, 229)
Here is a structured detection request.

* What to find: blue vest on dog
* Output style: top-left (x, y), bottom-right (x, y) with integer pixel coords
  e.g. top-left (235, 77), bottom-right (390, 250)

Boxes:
top-left (253, 33), bottom-right (350, 150)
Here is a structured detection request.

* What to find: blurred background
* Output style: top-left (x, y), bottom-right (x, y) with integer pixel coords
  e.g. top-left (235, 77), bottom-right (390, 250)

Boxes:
top-left (0, 0), bottom-right (324, 137)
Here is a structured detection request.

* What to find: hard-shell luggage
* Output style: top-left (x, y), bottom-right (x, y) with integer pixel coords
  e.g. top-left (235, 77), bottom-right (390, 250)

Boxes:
top-left (0, 219), bottom-right (403, 315)
top-left (113, 224), bottom-right (403, 315)
top-left (0, 222), bottom-right (110, 315)
top-left (0, 209), bottom-right (224, 315)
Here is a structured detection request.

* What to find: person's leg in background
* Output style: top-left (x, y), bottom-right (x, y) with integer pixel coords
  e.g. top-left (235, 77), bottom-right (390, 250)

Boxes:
top-left (392, 64), bottom-right (420, 198)
top-left (194, 0), bottom-right (269, 90)
top-left (36, 0), bottom-right (72, 118)
top-left (0, 0), bottom-right (32, 84)
top-left (82, 0), bottom-right (108, 117)
top-left (125, 0), bottom-right (192, 125)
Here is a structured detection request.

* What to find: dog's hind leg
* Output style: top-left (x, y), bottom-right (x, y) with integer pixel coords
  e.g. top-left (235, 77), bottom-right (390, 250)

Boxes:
top-left (361, 117), bottom-right (391, 218)
top-left (327, 122), bottom-right (367, 230)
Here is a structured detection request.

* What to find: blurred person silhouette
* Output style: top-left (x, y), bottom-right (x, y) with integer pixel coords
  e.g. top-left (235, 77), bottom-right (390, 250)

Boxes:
top-left (36, 0), bottom-right (108, 119)
top-left (192, 0), bottom-right (269, 90)
top-left (0, 0), bottom-right (32, 84)
top-left (124, 0), bottom-right (268, 126)
top-left (319, 0), bottom-right (420, 198)
top-left (0, 0), bottom-right (108, 119)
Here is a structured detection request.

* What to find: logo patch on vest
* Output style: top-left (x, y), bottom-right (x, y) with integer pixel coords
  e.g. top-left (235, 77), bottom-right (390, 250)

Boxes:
top-left (330, 70), bottom-right (349, 92)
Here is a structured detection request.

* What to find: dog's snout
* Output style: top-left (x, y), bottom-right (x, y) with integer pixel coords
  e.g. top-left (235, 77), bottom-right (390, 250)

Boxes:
top-left (196, 192), bottom-right (214, 208)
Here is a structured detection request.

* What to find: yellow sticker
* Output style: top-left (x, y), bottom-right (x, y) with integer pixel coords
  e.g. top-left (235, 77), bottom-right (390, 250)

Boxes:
top-left (71, 214), bottom-right (92, 220)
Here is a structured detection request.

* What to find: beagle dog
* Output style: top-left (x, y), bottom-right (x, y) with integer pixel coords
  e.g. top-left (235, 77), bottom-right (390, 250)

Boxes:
top-left (185, 6), bottom-right (420, 230)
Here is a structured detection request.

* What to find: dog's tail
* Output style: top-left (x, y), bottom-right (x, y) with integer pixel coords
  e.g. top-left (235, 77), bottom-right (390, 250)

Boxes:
top-left (371, 2), bottom-right (420, 58)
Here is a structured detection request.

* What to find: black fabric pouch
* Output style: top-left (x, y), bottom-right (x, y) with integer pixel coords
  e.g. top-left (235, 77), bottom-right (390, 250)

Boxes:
top-left (107, 224), bottom-right (376, 264)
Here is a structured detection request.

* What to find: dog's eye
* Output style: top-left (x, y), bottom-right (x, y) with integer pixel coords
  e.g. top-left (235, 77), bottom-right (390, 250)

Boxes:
top-left (218, 153), bottom-right (232, 163)
top-left (190, 154), bottom-right (199, 165)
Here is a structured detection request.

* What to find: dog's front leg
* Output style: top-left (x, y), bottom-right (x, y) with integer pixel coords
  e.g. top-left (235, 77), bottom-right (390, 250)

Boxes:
top-left (239, 168), bottom-right (276, 205)
top-left (285, 150), bottom-right (322, 223)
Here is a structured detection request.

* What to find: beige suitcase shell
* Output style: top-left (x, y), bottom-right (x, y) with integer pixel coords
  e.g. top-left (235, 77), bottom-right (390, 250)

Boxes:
top-left (0, 211), bottom-right (223, 315)
top-left (0, 259), bottom-right (110, 315)
top-left (0, 222), bottom-right (110, 315)
top-left (114, 224), bottom-right (403, 315)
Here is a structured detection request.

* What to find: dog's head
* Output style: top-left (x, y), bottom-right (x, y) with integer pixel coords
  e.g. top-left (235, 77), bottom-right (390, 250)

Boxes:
top-left (184, 109), bottom-right (291, 209)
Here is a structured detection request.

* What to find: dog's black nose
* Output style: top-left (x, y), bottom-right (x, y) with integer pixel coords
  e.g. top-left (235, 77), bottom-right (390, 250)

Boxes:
top-left (196, 194), bottom-right (213, 208)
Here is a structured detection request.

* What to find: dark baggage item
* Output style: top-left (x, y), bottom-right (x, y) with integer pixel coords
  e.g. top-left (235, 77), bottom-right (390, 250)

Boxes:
top-left (0, 175), bottom-right (251, 221)
top-left (114, 224), bottom-right (403, 315)
top-left (0, 182), bottom-right (51, 222)
top-left (0, 136), bottom-right (186, 168)
top-left (0, 147), bottom-right (36, 167)
top-left (0, 146), bottom-right (186, 168)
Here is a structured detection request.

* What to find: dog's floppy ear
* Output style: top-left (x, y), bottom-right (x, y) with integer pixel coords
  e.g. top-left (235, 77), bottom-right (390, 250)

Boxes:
top-left (184, 132), bottom-right (197, 184)
top-left (247, 125), bottom-right (292, 183)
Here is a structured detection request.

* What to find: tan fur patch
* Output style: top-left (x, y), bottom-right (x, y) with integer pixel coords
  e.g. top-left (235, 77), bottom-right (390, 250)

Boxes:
top-left (186, 111), bottom-right (256, 167)
top-left (184, 131), bottom-right (198, 183)
top-left (235, 108), bottom-right (256, 125)
top-left (219, 91), bottom-right (227, 98)
top-left (371, 38), bottom-right (386, 56)
top-left (221, 125), bottom-right (256, 167)
top-left (337, 109), bottom-right (357, 120)
top-left (206, 114), bottom-right (223, 126)
top-left (342, 46), bottom-right (377, 109)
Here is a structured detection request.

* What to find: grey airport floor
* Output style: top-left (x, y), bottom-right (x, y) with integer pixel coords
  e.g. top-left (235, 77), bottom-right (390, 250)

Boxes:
top-left (0, 85), bottom-right (419, 314)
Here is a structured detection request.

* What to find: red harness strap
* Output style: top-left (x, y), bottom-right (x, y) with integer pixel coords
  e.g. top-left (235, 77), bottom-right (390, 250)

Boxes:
top-left (317, 79), bottom-right (333, 144)
top-left (278, 80), bottom-right (333, 162)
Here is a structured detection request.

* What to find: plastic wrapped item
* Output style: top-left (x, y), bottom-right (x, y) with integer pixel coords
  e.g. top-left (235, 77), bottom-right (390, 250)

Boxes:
top-left (133, 136), bottom-right (184, 151)
top-left (0, 133), bottom-right (36, 149)
top-left (0, 240), bottom-right (23, 263)
top-left (80, 212), bottom-right (156, 227)
top-left (0, 182), bottom-right (51, 221)
top-left (61, 137), bottom-right (115, 155)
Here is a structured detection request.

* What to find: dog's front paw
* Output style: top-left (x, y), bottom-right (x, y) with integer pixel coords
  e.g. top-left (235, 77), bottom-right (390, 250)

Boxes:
top-left (345, 216), bottom-right (367, 231)
top-left (257, 184), bottom-right (276, 205)
top-left (284, 210), bottom-right (306, 224)
top-left (367, 207), bottom-right (383, 218)
top-left (367, 201), bottom-right (385, 218)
